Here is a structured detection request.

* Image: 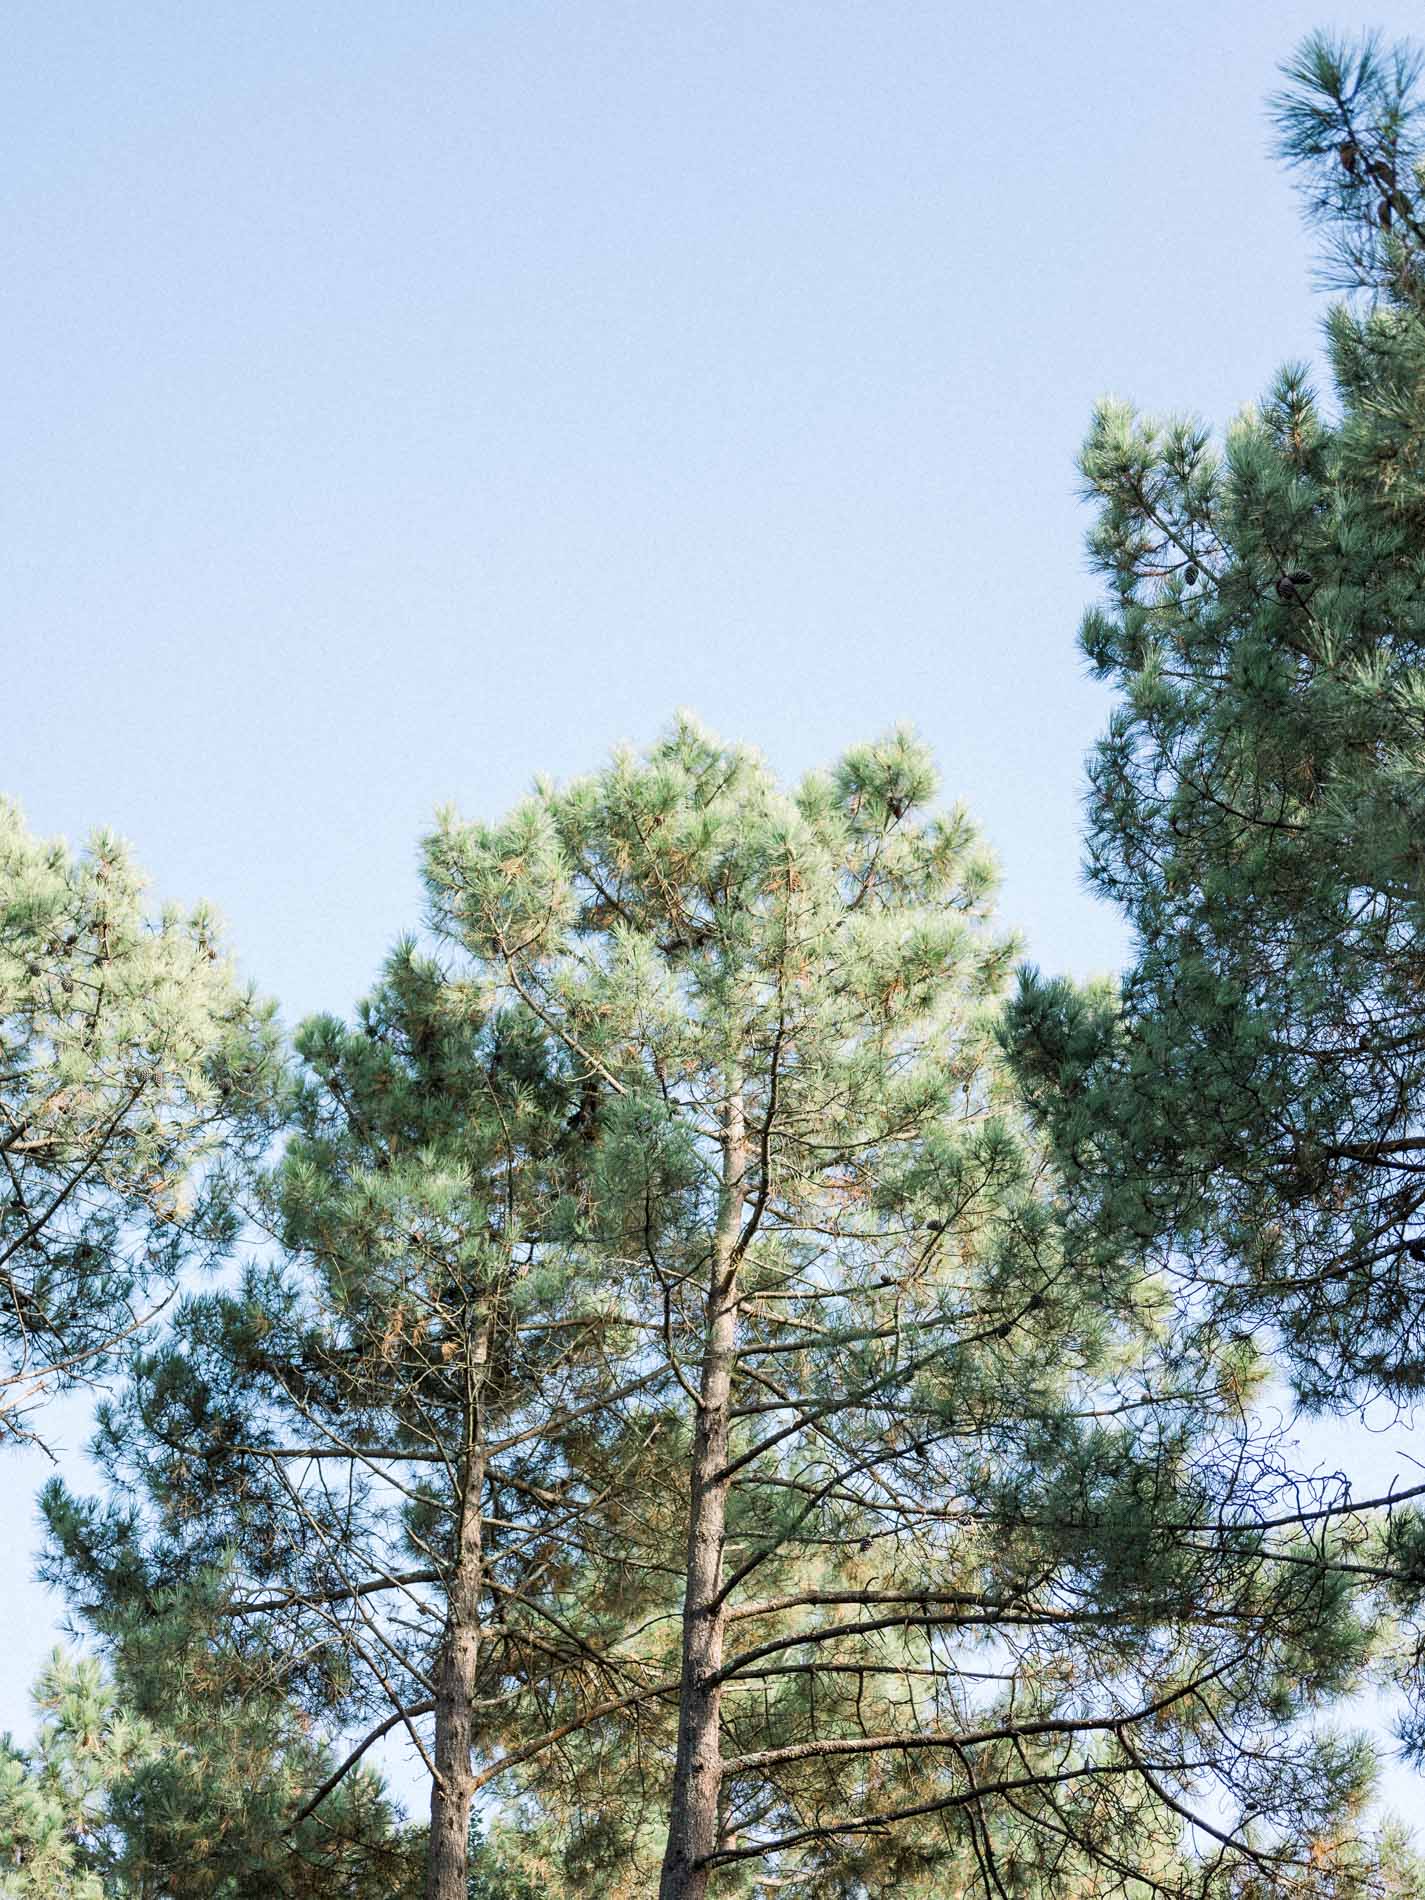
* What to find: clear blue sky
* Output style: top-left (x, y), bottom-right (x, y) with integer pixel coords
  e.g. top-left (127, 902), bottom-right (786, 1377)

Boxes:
top-left (4, 0), bottom-right (1422, 1825)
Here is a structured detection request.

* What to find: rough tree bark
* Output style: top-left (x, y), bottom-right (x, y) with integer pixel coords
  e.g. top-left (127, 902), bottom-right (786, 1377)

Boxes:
top-left (658, 1087), bottom-right (746, 1900)
top-left (425, 1312), bottom-right (491, 1900)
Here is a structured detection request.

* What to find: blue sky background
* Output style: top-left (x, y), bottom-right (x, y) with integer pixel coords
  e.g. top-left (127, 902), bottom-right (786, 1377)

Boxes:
top-left (5, 0), bottom-right (1424, 1829)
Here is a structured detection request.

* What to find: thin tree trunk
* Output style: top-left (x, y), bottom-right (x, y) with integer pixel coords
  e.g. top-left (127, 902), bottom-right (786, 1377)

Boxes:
top-left (659, 1086), bottom-right (746, 1900)
top-left (425, 1312), bottom-right (491, 1900)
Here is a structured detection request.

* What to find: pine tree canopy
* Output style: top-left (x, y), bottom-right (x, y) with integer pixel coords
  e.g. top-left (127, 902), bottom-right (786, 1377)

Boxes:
top-left (0, 801), bottom-right (280, 1447)
top-left (39, 928), bottom-right (650, 1900)
top-left (0, 1651), bottom-right (149, 1899)
top-left (40, 719), bottom-right (1421, 1898)
top-left (1003, 33), bottom-right (1425, 1409)
top-left (0, 1643), bottom-right (420, 1898)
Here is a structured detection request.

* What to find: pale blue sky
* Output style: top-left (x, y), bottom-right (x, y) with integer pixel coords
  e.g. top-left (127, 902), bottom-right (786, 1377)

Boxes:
top-left (4, 0), bottom-right (1423, 1828)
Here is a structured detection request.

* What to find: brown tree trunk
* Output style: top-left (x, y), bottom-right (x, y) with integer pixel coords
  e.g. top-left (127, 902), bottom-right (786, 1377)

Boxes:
top-left (425, 1314), bottom-right (491, 1900)
top-left (658, 1087), bottom-right (746, 1900)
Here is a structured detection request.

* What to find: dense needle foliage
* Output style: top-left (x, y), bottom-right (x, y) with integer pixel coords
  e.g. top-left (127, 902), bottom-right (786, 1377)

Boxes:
top-left (0, 801), bottom-right (278, 1445)
top-left (1005, 33), bottom-right (1425, 1404)
top-left (421, 720), bottom-right (1406, 1898)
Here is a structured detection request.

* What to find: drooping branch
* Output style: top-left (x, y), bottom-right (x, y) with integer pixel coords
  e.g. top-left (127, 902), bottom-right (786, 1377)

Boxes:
top-left (287, 1697), bottom-right (438, 1831)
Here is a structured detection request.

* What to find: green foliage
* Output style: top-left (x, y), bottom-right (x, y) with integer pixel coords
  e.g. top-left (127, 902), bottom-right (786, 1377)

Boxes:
top-left (1273, 30), bottom-right (1425, 297)
top-left (40, 929), bottom-right (653, 1898)
top-left (0, 1651), bottom-right (149, 1899)
top-left (94, 1599), bottom-right (422, 1899)
top-left (0, 800), bottom-right (279, 1445)
top-left (0, 1616), bottom-right (422, 1900)
top-left (1003, 32), bottom-right (1425, 1408)
top-left (423, 718), bottom-right (1390, 1894)
top-left (466, 1818), bottom-right (544, 1899)
top-left (996, 27), bottom-right (1425, 1811)
top-left (1, 1617), bottom-right (422, 1900)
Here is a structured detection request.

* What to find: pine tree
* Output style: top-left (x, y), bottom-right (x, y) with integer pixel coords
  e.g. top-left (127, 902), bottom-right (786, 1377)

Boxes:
top-left (46, 724), bottom-right (1412, 1897)
top-left (41, 937), bottom-right (666, 1900)
top-left (998, 26), bottom-right (1425, 1788)
top-left (0, 1651), bottom-right (150, 1898)
top-left (423, 719), bottom-right (1392, 1898)
top-left (0, 800), bottom-right (278, 1445)
top-left (1003, 32), bottom-right (1425, 1408)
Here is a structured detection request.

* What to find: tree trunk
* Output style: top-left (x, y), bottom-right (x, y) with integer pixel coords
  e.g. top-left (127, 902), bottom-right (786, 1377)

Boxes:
top-left (658, 1087), bottom-right (746, 1900)
top-left (425, 1313), bottom-right (491, 1900)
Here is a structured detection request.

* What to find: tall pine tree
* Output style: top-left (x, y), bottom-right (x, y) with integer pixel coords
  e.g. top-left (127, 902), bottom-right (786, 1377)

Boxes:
top-left (42, 938), bottom-right (667, 1900)
top-left (1003, 30), bottom-right (1425, 1407)
top-left (424, 719), bottom-right (1391, 1897)
top-left (1000, 26), bottom-right (1425, 1781)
